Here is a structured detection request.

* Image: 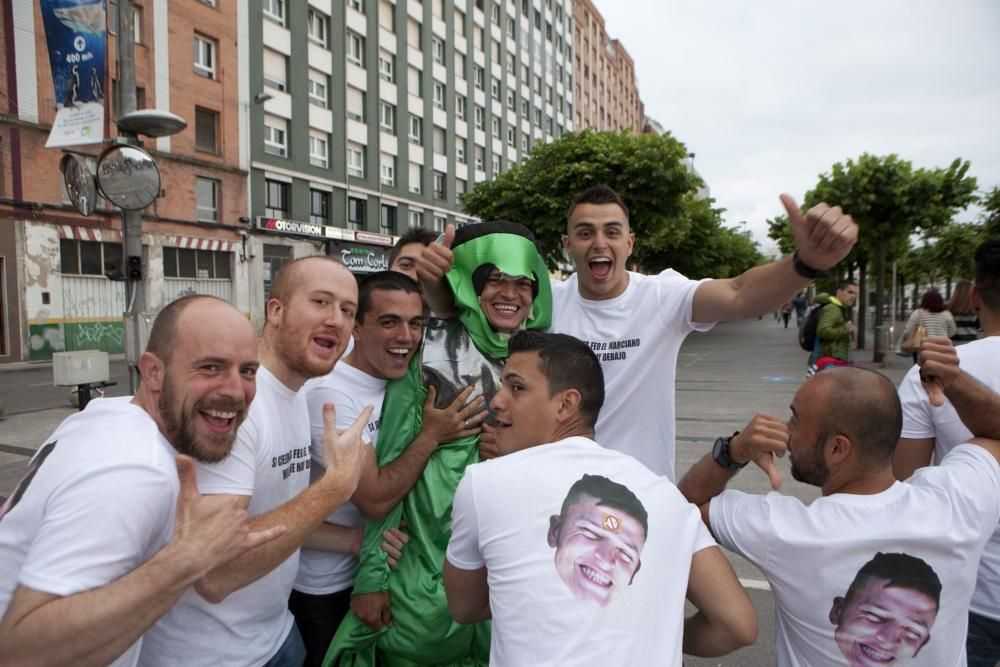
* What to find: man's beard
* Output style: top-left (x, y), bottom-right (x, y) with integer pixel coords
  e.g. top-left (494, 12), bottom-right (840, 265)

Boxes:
top-left (790, 436), bottom-right (829, 486)
top-left (274, 325), bottom-right (340, 381)
top-left (159, 371), bottom-right (245, 463)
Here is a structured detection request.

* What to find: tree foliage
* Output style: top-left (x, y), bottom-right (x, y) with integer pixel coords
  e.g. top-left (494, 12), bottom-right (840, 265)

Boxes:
top-left (981, 185), bottom-right (1000, 238)
top-left (461, 129), bottom-right (763, 279)
top-left (802, 153), bottom-right (978, 361)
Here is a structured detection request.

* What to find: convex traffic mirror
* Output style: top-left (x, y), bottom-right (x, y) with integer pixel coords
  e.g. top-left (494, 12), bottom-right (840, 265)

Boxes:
top-left (96, 144), bottom-right (161, 210)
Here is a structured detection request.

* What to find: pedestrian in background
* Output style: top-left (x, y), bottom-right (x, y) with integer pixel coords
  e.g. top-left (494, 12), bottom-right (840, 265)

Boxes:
top-left (792, 292), bottom-right (807, 326)
top-left (780, 301), bottom-right (793, 328)
top-left (949, 278), bottom-right (980, 344)
top-left (903, 290), bottom-right (956, 361)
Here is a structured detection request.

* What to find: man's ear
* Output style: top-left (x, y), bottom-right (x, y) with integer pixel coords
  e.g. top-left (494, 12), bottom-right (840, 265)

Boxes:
top-left (555, 389), bottom-right (583, 424)
top-left (138, 352), bottom-right (164, 391)
top-left (829, 596), bottom-right (845, 625)
top-left (547, 515), bottom-right (561, 548)
top-left (265, 297), bottom-right (283, 327)
top-left (827, 434), bottom-right (852, 466)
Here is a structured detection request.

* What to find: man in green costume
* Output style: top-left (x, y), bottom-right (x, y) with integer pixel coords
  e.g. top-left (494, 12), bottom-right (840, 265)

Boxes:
top-left (324, 221), bottom-right (552, 666)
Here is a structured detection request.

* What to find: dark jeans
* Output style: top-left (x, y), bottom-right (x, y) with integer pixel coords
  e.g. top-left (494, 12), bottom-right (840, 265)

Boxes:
top-left (967, 610), bottom-right (1000, 667)
top-left (288, 588), bottom-right (353, 667)
top-left (264, 623), bottom-right (306, 667)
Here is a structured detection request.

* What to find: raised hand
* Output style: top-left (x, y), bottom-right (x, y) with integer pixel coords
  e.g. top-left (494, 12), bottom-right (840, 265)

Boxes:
top-left (415, 223), bottom-right (456, 286)
top-left (421, 384), bottom-right (487, 445)
top-left (729, 414), bottom-right (789, 490)
top-left (780, 194), bottom-right (858, 271)
top-left (917, 336), bottom-right (961, 407)
top-left (320, 403), bottom-right (373, 499)
top-left (171, 456), bottom-right (286, 575)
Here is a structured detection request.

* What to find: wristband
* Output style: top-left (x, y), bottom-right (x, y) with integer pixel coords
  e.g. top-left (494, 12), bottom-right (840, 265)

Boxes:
top-left (792, 251), bottom-right (829, 280)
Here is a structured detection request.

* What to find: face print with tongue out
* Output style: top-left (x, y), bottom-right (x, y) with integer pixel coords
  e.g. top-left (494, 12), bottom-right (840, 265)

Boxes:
top-left (547, 491), bottom-right (646, 607)
top-left (563, 202), bottom-right (635, 301)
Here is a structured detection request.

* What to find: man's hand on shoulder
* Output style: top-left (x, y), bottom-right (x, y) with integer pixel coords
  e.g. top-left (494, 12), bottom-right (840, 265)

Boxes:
top-left (729, 413), bottom-right (788, 490)
top-left (421, 385), bottom-right (486, 446)
top-left (781, 194), bottom-right (858, 271)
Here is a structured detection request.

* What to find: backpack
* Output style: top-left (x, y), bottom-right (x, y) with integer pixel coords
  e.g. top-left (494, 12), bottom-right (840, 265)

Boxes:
top-left (799, 304), bottom-right (824, 351)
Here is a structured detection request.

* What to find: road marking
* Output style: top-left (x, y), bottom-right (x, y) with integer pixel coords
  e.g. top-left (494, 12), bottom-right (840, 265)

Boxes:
top-left (740, 577), bottom-right (772, 591)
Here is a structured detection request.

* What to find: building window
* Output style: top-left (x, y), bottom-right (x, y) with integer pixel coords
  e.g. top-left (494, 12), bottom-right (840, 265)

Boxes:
top-left (380, 205), bottom-right (397, 235)
top-left (456, 94), bottom-right (466, 120)
top-left (454, 8), bottom-right (466, 37)
top-left (264, 179), bottom-right (289, 218)
top-left (507, 126), bottom-right (515, 145)
top-left (408, 210), bottom-right (423, 228)
top-left (262, 0), bottom-right (285, 25)
top-left (193, 34), bottom-right (217, 78)
top-left (454, 52), bottom-right (466, 79)
top-left (475, 145), bottom-right (485, 171)
top-left (491, 77), bottom-right (501, 100)
top-left (310, 189), bottom-right (329, 225)
top-left (409, 162), bottom-right (422, 193)
top-left (263, 49), bottom-right (287, 92)
top-left (196, 177), bottom-right (220, 222)
top-left (348, 0), bottom-right (362, 11)
top-left (521, 98), bottom-right (529, 117)
top-left (474, 105), bottom-right (485, 130)
top-left (456, 137), bottom-right (467, 164)
top-left (521, 131), bottom-right (529, 152)
top-left (348, 197), bottom-right (365, 230)
top-left (456, 178), bottom-right (467, 196)
top-left (195, 107), bottom-right (218, 153)
top-left (60, 239), bottom-right (122, 276)
top-left (308, 70), bottom-right (328, 107)
top-left (163, 247), bottom-right (231, 279)
top-left (432, 37), bottom-right (445, 65)
top-left (408, 115), bottom-right (422, 145)
top-left (378, 52), bottom-right (394, 82)
top-left (347, 31), bottom-right (364, 66)
top-left (474, 66), bottom-right (484, 90)
top-left (346, 86), bottom-right (365, 122)
top-left (506, 89), bottom-right (515, 109)
top-left (433, 127), bottom-right (446, 155)
top-left (491, 117), bottom-right (500, 138)
top-left (491, 2), bottom-right (500, 24)
top-left (432, 214), bottom-right (446, 232)
top-left (407, 18), bottom-right (421, 48)
top-left (433, 171), bottom-right (445, 200)
top-left (433, 82), bottom-right (445, 110)
top-left (492, 154), bottom-right (500, 177)
top-left (264, 116), bottom-right (288, 157)
top-left (108, 1), bottom-right (142, 42)
top-left (379, 102), bottom-right (396, 134)
top-left (308, 9), bottom-right (328, 46)
top-left (347, 144), bottom-right (365, 177)
top-left (379, 0), bottom-right (395, 29)
top-left (380, 154), bottom-right (396, 186)
top-left (309, 131), bottom-right (329, 168)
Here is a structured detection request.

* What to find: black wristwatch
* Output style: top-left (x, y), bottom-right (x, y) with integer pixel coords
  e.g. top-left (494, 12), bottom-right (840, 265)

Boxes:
top-left (712, 433), bottom-right (748, 470)
top-left (792, 251), bottom-right (830, 280)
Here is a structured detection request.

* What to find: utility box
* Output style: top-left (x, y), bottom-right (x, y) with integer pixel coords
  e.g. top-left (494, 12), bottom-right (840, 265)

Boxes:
top-left (53, 350), bottom-right (111, 386)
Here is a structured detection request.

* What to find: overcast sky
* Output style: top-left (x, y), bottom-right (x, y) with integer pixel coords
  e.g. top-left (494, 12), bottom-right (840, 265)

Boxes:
top-left (594, 0), bottom-right (1000, 254)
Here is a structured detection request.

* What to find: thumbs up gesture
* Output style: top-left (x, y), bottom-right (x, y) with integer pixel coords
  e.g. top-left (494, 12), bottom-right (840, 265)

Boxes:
top-left (171, 456), bottom-right (286, 575)
top-left (780, 194), bottom-right (858, 271)
top-left (415, 223), bottom-right (456, 287)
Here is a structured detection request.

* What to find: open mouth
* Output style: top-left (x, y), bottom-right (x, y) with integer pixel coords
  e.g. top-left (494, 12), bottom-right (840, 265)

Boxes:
top-left (313, 336), bottom-right (339, 352)
top-left (387, 347), bottom-right (411, 362)
top-left (491, 303), bottom-right (520, 315)
top-left (857, 643), bottom-right (895, 664)
top-left (578, 564), bottom-right (612, 588)
top-left (589, 258), bottom-right (612, 280)
top-left (199, 407), bottom-right (237, 432)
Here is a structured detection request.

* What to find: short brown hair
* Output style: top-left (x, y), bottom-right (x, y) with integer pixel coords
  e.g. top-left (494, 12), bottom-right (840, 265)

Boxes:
top-left (268, 255), bottom-right (347, 304)
top-left (565, 184), bottom-right (630, 226)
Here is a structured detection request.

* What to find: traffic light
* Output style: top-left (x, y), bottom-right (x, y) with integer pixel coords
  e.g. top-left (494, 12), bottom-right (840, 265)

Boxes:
top-left (127, 255), bottom-right (142, 280)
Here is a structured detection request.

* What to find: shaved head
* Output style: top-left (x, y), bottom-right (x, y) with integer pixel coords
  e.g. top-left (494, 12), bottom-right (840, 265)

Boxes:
top-left (811, 367), bottom-right (902, 466)
top-left (269, 256), bottom-right (352, 306)
top-left (146, 295), bottom-right (236, 365)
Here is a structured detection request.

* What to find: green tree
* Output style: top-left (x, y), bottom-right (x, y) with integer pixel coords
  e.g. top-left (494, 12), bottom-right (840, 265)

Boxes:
top-left (925, 221), bottom-right (984, 294)
top-left (462, 129), bottom-right (701, 272)
top-left (980, 185), bottom-right (1000, 238)
top-left (804, 154), bottom-right (977, 362)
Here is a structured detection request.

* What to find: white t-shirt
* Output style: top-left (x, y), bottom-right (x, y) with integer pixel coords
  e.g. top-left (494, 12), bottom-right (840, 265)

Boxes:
top-left (0, 397), bottom-right (178, 667)
top-left (899, 335), bottom-right (1000, 620)
top-left (549, 270), bottom-right (712, 480)
top-left (295, 362), bottom-right (386, 595)
top-left (710, 445), bottom-right (1000, 667)
top-left (447, 436), bottom-right (715, 667)
top-left (141, 367), bottom-right (313, 667)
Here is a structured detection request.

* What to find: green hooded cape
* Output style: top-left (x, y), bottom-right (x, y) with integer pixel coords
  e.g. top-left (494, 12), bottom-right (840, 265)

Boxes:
top-left (323, 222), bottom-right (551, 666)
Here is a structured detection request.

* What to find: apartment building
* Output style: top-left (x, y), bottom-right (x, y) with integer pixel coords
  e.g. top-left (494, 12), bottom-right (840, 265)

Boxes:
top-left (244, 0), bottom-right (575, 310)
top-left (0, 0), bottom-right (248, 362)
top-left (571, 0), bottom-right (642, 132)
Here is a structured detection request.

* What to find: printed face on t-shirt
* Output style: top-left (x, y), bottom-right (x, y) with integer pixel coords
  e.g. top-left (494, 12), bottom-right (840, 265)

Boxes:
top-left (563, 202), bottom-right (635, 301)
top-left (547, 493), bottom-right (646, 607)
top-left (829, 577), bottom-right (938, 667)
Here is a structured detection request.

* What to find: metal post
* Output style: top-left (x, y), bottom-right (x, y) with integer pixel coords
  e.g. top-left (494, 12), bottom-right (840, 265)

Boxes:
top-left (117, 0), bottom-right (145, 393)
